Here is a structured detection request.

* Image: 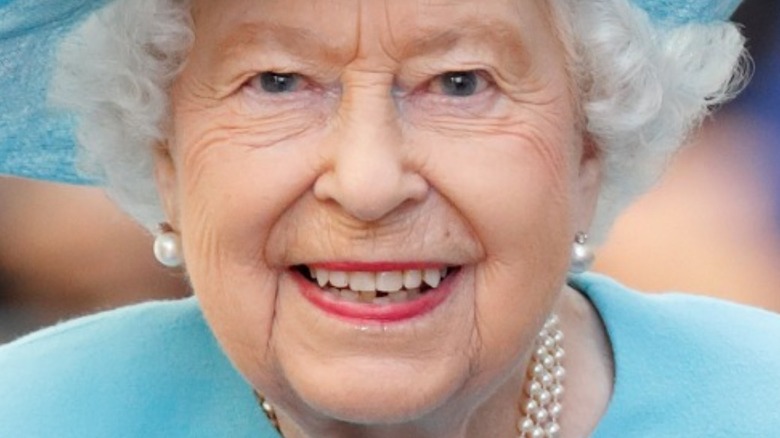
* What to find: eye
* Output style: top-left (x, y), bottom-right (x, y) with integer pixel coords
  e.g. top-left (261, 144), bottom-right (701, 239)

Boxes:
top-left (429, 71), bottom-right (489, 97)
top-left (250, 72), bottom-right (304, 93)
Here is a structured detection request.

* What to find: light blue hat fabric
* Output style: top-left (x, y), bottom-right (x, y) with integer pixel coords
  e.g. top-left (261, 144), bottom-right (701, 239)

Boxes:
top-left (0, 0), bottom-right (744, 185)
top-left (633, 0), bottom-right (742, 25)
top-left (0, 0), bottom-right (110, 184)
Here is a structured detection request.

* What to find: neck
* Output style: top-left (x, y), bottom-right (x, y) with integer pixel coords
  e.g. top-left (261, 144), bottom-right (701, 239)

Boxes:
top-left (555, 286), bottom-right (614, 436)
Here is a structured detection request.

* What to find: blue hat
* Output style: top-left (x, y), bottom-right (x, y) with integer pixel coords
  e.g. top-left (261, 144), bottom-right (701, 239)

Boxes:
top-left (0, 0), bottom-right (744, 185)
top-left (634, 0), bottom-right (742, 25)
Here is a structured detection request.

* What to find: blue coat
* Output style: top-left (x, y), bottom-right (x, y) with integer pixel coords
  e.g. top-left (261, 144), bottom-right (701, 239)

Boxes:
top-left (1, 273), bottom-right (778, 437)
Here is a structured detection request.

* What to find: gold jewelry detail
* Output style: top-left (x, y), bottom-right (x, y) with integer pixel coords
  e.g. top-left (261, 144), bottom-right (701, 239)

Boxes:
top-left (254, 391), bottom-right (281, 433)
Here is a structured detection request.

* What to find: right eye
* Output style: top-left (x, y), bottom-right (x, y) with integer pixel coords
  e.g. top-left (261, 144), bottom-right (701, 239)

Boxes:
top-left (249, 72), bottom-right (305, 93)
top-left (428, 70), bottom-right (490, 98)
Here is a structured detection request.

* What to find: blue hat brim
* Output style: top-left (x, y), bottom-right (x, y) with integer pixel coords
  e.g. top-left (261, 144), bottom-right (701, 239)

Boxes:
top-left (0, 0), bottom-right (743, 185)
top-left (634, 0), bottom-right (742, 25)
top-left (0, 0), bottom-right (110, 185)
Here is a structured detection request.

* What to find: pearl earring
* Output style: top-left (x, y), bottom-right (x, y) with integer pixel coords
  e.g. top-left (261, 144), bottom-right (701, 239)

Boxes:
top-left (153, 224), bottom-right (183, 268)
top-left (569, 231), bottom-right (594, 274)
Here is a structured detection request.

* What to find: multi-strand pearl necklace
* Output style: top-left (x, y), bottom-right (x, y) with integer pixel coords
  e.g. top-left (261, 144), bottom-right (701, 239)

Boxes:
top-left (256, 314), bottom-right (564, 438)
top-left (517, 314), bottom-right (565, 437)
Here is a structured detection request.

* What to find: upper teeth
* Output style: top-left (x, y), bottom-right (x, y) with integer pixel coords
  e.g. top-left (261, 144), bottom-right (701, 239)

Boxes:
top-left (310, 267), bottom-right (448, 293)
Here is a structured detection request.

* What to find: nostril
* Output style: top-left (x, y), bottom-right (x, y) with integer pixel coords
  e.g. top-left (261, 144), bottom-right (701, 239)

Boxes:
top-left (402, 172), bottom-right (430, 202)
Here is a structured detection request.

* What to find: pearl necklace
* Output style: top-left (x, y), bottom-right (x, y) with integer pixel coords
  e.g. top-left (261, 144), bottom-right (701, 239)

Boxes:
top-left (517, 314), bottom-right (565, 438)
top-left (256, 314), bottom-right (564, 438)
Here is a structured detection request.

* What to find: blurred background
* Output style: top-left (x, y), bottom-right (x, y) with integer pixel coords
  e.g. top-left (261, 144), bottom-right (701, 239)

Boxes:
top-left (595, 1), bottom-right (780, 310)
top-left (0, 179), bottom-right (190, 343)
top-left (1, 2), bottom-right (779, 343)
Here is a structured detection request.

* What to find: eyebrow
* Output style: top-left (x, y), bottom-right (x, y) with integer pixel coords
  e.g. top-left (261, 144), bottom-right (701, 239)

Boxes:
top-left (215, 21), bottom-right (350, 70)
top-left (397, 20), bottom-right (531, 61)
top-left (214, 18), bottom-right (530, 72)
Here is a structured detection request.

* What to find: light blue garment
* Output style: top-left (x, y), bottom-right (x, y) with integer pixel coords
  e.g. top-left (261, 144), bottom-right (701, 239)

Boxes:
top-left (574, 275), bottom-right (780, 437)
top-left (0, 273), bottom-right (778, 437)
top-left (0, 0), bottom-right (744, 185)
top-left (0, 298), bottom-right (277, 438)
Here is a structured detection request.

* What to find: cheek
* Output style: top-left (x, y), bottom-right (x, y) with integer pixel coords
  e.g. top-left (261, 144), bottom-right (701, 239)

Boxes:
top-left (423, 126), bottom-right (576, 262)
top-left (172, 107), bottom-right (327, 259)
top-left (418, 118), bottom-right (577, 378)
top-left (177, 148), bottom-right (307, 267)
top-left (170, 121), bottom-right (326, 376)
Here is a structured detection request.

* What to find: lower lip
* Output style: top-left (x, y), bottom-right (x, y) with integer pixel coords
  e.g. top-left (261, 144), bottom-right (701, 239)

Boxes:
top-left (294, 271), bottom-right (458, 323)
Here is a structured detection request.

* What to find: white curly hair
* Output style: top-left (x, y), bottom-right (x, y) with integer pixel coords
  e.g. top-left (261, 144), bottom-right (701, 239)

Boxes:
top-left (50, 0), bottom-right (747, 243)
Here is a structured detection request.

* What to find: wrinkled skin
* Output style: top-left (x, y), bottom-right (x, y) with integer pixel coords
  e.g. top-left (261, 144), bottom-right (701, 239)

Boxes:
top-left (156, 0), bottom-right (607, 436)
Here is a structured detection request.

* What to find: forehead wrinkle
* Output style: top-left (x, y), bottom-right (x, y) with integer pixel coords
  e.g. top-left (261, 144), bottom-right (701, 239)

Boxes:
top-left (215, 22), bottom-right (353, 70)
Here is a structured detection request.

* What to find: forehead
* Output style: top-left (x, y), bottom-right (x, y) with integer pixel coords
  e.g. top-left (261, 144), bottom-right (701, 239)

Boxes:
top-left (191, 0), bottom-right (556, 63)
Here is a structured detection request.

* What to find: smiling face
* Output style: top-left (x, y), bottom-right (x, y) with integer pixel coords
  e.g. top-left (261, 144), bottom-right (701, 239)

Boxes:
top-left (156, 0), bottom-right (600, 431)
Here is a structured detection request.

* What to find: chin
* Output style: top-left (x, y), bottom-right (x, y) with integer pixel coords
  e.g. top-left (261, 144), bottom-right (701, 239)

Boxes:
top-left (282, 356), bottom-right (471, 424)
top-left (295, 368), bottom-right (460, 425)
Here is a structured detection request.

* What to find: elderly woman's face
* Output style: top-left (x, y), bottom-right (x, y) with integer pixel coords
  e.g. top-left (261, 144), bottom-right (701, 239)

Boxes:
top-left (159, 0), bottom-right (598, 425)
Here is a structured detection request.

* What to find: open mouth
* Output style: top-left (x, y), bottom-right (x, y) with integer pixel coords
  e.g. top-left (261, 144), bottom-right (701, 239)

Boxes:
top-left (293, 265), bottom-right (460, 305)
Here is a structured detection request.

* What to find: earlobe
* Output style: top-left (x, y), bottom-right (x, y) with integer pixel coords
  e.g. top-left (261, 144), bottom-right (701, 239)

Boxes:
top-left (154, 141), bottom-right (181, 229)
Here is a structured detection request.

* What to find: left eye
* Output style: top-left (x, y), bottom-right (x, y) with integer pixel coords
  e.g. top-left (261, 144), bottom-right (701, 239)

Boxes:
top-left (250, 72), bottom-right (304, 93)
top-left (429, 71), bottom-right (489, 97)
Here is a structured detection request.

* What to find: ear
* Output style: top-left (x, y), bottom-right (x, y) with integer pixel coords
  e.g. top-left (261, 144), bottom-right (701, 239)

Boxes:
top-left (574, 135), bottom-right (602, 232)
top-left (154, 141), bottom-right (181, 230)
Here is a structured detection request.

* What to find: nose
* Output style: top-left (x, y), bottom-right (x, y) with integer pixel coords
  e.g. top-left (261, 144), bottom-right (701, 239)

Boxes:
top-left (313, 91), bottom-right (428, 222)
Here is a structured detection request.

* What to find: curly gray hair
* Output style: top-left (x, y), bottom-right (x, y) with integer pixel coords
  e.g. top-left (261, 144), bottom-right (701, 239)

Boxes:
top-left (51, 0), bottom-right (747, 243)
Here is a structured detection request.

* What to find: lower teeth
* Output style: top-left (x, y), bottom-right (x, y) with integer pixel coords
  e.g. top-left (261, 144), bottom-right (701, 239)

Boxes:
top-left (335, 289), bottom-right (358, 302)
top-left (327, 287), bottom-right (424, 303)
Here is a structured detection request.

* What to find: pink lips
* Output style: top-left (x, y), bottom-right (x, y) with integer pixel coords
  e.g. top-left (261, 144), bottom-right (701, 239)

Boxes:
top-left (294, 262), bottom-right (457, 323)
